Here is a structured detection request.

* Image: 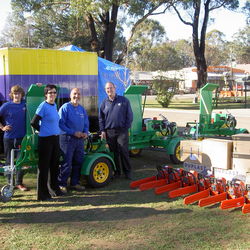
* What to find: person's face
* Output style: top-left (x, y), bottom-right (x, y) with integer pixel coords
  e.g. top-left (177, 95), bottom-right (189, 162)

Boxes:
top-left (70, 88), bottom-right (81, 105)
top-left (12, 92), bottom-right (22, 103)
top-left (46, 88), bottom-right (57, 104)
top-left (105, 83), bottom-right (116, 99)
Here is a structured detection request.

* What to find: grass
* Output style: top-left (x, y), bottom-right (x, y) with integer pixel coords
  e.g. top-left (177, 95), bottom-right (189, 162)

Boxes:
top-left (145, 95), bottom-right (250, 109)
top-left (0, 149), bottom-right (250, 249)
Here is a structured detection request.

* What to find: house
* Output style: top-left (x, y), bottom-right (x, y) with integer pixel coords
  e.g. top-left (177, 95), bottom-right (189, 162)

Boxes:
top-left (131, 66), bottom-right (249, 93)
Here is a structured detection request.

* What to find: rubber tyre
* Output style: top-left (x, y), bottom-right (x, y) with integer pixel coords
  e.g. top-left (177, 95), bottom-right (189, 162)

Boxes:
top-left (170, 142), bottom-right (182, 164)
top-left (129, 149), bottom-right (142, 157)
top-left (226, 117), bottom-right (237, 128)
top-left (87, 157), bottom-right (113, 188)
top-left (1, 184), bottom-right (14, 202)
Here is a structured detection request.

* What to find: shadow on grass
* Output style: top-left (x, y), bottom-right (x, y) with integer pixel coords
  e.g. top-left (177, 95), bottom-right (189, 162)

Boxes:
top-left (0, 206), bottom-right (192, 224)
top-left (0, 150), bottom-right (182, 209)
top-left (0, 181), bottom-right (178, 208)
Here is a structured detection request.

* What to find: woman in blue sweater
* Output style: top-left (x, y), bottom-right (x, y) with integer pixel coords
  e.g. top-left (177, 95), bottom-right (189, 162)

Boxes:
top-left (31, 84), bottom-right (63, 201)
top-left (0, 85), bottom-right (28, 191)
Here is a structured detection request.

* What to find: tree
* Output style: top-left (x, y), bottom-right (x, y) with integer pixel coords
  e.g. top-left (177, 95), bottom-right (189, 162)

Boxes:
top-left (1, 3), bottom-right (91, 49)
top-left (169, 0), bottom-right (239, 89)
top-left (0, 8), bottom-right (33, 48)
top-left (243, 0), bottom-right (250, 22)
top-left (205, 29), bottom-right (228, 66)
top-left (228, 25), bottom-right (250, 64)
top-left (11, 0), bottom-right (171, 62)
top-left (127, 19), bottom-right (166, 70)
top-left (134, 42), bottom-right (185, 71)
top-left (172, 39), bottom-right (195, 67)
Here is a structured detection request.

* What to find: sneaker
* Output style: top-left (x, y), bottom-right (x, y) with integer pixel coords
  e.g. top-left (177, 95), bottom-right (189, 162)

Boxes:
top-left (59, 186), bottom-right (68, 194)
top-left (70, 184), bottom-right (85, 191)
top-left (16, 184), bottom-right (29, 191)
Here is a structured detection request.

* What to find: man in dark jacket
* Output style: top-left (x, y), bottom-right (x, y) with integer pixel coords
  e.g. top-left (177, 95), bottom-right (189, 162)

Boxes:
top-left (99, 82), bottom-right (133, 179)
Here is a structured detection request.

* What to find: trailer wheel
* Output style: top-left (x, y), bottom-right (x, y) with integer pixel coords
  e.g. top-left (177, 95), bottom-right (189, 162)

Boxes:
top-left (129, 149), bottom-right (142, 157)
top-left (170, 142), bottom-right (182, 164)
top-left (1, 184), bottom-right (14, 202)
top-left (87, 157), bottom-right (113, 188)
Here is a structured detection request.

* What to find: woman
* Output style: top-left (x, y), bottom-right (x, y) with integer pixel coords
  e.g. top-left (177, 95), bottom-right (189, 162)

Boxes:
top-left (31, 84), bottom-right (63, 201)
top-left (0, 85), bottom-right (28, 191)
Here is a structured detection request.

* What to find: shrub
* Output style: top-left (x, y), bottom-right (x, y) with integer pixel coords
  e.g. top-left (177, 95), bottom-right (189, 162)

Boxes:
top-left (152, 75), bottom-right (179, 108)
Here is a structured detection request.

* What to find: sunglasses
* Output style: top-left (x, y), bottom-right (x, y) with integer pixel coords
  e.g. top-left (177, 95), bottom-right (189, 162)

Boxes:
top-left (47, 91), bottom-right (57, 94)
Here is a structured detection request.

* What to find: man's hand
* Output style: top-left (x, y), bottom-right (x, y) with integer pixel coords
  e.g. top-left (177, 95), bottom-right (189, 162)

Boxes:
top-left (74, 131), bottom-right (82, 138)
top-left (100, 131), bottom-right (106, 140)
top-left (74, 131), bottom-right (88, 139)
top-left (82, 133), bottom-right (88, 139)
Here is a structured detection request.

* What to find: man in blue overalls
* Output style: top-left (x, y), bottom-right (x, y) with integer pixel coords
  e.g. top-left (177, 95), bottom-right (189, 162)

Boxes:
top-left (58, 88), bottom-right (89, 193)
top-left (99, 82), bottom-right (133, 179)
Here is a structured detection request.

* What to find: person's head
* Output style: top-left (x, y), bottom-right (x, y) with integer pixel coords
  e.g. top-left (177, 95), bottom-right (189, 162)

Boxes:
top-left (44, 84), bottom-right (57, 104)
top-left (70, 88), bottom-right (81, 106)
top-left (9, 85), bottom-right (25, 103)
top-left (105, 82), bottom-right (116, 100)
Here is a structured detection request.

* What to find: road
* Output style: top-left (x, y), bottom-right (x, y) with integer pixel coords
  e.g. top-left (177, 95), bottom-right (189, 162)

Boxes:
top-left (144, 108), bottom-right (250, 132)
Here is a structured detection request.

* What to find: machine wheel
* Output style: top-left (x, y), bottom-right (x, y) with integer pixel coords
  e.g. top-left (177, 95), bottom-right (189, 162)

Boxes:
top-left (226, 116), bottom-right (237, 128)
top-left (87, 157), bottom-right (113, 188)
top-left (1, 184), bottom-right (14, 202)
top-left (170, 142), bottom-right (182, 164)
top-left (129, 149), bottom-right (142, 157)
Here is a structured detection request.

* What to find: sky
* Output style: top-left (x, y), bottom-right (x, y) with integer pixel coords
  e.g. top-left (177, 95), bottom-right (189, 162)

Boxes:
top-left (0, 0), bottom-right (248, 42)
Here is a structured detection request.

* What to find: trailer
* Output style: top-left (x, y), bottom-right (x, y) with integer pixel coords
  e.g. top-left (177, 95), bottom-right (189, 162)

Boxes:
top-left (125, 85), bottom-right (183, 164)
top-left (186, 83), bottom-right (248, 138)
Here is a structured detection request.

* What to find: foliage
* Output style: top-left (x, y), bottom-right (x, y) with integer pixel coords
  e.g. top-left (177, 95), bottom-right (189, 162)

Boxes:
top-left (10, 0), bottom-right (169, 62)
top-left (169, 0), bottom-right (240, 89)
top-left (127, 19), bottom-right (166, 70)
top-left (173, 39), bottom-right (195, 67)
top-left (0, 3), bottom-right (89, 49)
top-left (152, 75), bottom-right (179, 108)
top-left (205, 29), bottom-right (228, 66)
top-left (229, 25), bottom-right (250, 64)
top-left (127, 20), bottom-right (195, 71)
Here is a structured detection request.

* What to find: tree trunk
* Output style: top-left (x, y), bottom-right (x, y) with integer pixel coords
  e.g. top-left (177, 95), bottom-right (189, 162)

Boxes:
top-left (192, 0), bottom-right (210, 89)
top-left (101, 3), bottom-right (119, 61)
top-left (85, 14), bottom-right (100, 53)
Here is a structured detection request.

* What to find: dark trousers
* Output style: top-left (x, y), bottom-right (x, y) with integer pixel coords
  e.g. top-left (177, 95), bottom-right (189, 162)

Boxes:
top-left (37, 135), bottom-right (60, 200)
top-left (58, 135), bottom-right (84, 187)
top-left (106, 128), bottom-right (132, 177)
top-left (3, 137), bottom-right (24, 185)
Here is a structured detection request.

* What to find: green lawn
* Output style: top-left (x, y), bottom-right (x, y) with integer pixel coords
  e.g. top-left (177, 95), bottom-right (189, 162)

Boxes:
top-left (0, 149), bottom-right (249, 249)
top-left (145, 95), bottom-right (250, 110)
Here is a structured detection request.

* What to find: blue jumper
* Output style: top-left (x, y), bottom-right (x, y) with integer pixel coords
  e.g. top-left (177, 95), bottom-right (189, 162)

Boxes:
top-left (99, 95), bottom-right (133, 131)
top-left (0, 101), bottom-right (26, 139)
top-left (58, 102), bottom-right (89, 135)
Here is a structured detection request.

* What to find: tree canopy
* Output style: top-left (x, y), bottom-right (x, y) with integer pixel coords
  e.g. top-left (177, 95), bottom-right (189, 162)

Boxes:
top-left (0, 0), bottom-right (248, 84)
top-left (10, 0), bottom-right (171, 62)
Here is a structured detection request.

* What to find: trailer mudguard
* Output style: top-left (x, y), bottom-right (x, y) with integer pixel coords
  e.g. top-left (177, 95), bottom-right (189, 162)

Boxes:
top-left (81, 152), bottom-right (115, 175)
top-left (165, 137), bottom-right (184, 155)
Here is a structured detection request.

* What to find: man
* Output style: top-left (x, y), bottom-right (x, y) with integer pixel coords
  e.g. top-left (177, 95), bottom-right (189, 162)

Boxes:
top-left (99, 82), bottom-right (133, 179)
top-left (0, 85), bottom-right (28, 191)
top-left (58, 88), bottom-right (89, 193)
